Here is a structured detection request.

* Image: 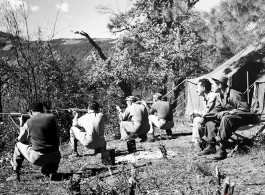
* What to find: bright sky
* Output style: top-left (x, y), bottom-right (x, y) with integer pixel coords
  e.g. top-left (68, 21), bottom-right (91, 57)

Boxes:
top-left (0, 0), bottom-right (221, 39)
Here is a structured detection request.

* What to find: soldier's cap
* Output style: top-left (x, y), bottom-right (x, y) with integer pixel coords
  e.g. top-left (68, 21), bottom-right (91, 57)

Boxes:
top-left (153, 93), bottom-right (162, 98)
top-left (28, 102), bottom-right (44, 112)
top-left (125, 96), bottom-right (136, 101)
top-left (211, 75), bottom-right (228, 87)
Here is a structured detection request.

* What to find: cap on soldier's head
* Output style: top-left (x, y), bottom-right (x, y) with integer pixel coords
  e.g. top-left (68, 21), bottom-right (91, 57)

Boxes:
top-left (29, 102), bottom-right (44, 112)
top-left (125, 96), bottom-right (136, 102)
top-left (212, 75), bottom-right (228, 87)
top-left (153, 93), bottom-right (162, 98)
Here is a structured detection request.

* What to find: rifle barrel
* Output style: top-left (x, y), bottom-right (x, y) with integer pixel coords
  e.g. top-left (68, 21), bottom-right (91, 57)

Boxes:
top-left (0, 113), bottom-right (30, 117)
top-left (54, 108), bottom-right (87, 113)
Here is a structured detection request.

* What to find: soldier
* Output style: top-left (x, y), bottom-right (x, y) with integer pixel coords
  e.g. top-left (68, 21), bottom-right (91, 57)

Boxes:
top-left (189, 79), bottom-right (223, 149)
top-left (6, 102), bottom-right (61, 181)
top-left (147, 93), bottom-right (174, 142)
top-left (116, 96), bottom-right (150, 142)
top-left (68, 101), bottom-right (106, 158)
top-left (198, 75), bottom-right (251, 160)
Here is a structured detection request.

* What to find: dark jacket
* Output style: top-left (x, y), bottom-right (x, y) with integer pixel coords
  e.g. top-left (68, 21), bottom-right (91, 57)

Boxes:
top-left (27, 113), bottom-right (59, 153)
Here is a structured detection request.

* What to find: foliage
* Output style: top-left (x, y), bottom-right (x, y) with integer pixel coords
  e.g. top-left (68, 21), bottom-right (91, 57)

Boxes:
top-left (90, 0), bottom-right (210, 101)
top-left (197, 0), bottom-right (265, 68)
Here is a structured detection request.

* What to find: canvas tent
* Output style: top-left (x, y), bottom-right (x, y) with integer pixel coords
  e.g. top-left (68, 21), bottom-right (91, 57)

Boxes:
top-left (185, 37), bottom-right (265, 116)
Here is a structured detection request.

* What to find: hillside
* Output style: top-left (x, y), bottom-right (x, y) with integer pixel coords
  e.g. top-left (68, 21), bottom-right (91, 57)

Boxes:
top-left (0, 31), bottom-right (116, 65)
top-left (49, 38), bottom-right (116, 62)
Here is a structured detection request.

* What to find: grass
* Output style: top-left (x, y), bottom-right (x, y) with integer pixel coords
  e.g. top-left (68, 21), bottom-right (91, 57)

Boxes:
top-left (0, 122), bottom-right (265, 194)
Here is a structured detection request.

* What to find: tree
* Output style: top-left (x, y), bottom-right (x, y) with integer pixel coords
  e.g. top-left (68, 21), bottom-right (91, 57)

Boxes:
top-left (0, 0), bottom-right (101, 120)
top-left (197, 0), bottom-right (265, 68)
top-left (0, 57), bottom-right (17, 120)
top-left (92, 0), bottom-right (209, 108)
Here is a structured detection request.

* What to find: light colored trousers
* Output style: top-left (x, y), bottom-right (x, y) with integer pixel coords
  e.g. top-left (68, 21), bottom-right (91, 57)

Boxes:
top-left (70, 127), bottom-right (106, 150)
top-left (148, 115), bottom-right (174, 135)
top-left (191, 116), bottom-right (204, 143)
top-left (12, 142), bottom-right (61, 173)
top-left (120, 121), bottom-right (150, 139)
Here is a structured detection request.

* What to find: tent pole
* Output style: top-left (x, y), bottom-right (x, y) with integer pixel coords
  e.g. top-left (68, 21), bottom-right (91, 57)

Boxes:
top-left (247, 71), bottom-right (249, 104)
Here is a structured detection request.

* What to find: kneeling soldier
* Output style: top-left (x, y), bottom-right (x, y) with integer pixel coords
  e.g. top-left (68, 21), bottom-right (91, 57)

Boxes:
top-left (6, 102), bottom-right (61, 181)
top-left (116, 96), bottom-right (150, 142)
top-left (69, 101), bottom-right (106, 158)
top-left (147, 93), bottom-right (174, 142)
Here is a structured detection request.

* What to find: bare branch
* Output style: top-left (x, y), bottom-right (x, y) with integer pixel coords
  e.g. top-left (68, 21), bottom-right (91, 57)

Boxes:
top-left (73, 30), bottom-right (107, 61)
top-left (96, 4), bottom-right (116, 15)
top-left (49, 0), bottom-right (62, 40)
top-left (187, 0), bottom-right (200, 9)
top-left (110, 28), bottom-right (130, 33)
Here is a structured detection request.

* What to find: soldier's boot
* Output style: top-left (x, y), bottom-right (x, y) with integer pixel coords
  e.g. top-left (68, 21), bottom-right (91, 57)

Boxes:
top-left (6, 170), bottom-right (20, 182)
top-left (197, 141), bottom-right (216, 156)
top-left (69, 139), bottom-right (80, 159)
top-left (165, 129), bottom-right (173, 139)
top-left (166, 129), bottom-right (172, 136)
top-left (211, 142), bottom-right (227, 160)
top-left (139, 134), bottom-right (148, 142)
top-left (147, 133), bottom-right (155, 142)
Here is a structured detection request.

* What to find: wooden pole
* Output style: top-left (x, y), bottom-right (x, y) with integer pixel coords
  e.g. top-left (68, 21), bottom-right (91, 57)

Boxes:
top-left (247, 71), bottom-right (249, 104)
top-left (221, 177), bottom-right (230, 195)
top-left (216, 166), bottom-right (221, 185)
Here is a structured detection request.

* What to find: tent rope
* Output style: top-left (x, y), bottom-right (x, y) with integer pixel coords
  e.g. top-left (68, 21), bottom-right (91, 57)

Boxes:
top-left (162, 79), bottom-right (186, 98)
top-left (171, 91), bottom-right (187, 104)
top-left (173, 98), bottom-right (187, 112)
top-left (243, 82), bottom-right (254, 94)
top-left (173, 106), bottom-right (186, 116)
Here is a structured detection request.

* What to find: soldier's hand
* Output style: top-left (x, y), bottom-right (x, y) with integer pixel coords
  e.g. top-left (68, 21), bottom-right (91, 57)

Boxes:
top-left (19, 115), bottom-right (23, 127)
top-left (189, 111), bottom-right (195, 121)
top-left (69, 110), bottom-right (78, 118)
top-left (116, 105), bottom-right (121, 112)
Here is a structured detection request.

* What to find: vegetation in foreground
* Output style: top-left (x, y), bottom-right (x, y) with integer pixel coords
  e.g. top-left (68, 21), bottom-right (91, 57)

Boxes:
top-left (0, 124), bottom-right (265, 195)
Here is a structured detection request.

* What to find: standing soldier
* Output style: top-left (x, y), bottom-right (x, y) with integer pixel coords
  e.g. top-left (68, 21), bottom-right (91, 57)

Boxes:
top-left (6, 102), bottom-right (61, 181)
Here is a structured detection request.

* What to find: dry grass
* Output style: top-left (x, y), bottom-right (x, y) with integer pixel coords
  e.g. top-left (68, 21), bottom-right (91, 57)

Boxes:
top-left (0, 123), bottom-right (265, 194)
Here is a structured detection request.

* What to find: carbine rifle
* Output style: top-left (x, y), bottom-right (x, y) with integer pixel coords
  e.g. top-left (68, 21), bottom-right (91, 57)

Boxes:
top-left (0, 108), bottom-right (87, 117)
top-left (0, 113), bottom-right (30, 117)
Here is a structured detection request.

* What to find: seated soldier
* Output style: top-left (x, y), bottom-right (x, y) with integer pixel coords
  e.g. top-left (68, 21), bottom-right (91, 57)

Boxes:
top-left (69, 101), bottom-right (106, 158)
top-left (198, 75), bottom-right (252, 160)
top-left (147, 93), bottom-right (174, 142)
top-left (189, 79), bottom-right (223, 148)
top-left (6, 102), bottom-right (61, 181)
top-left (116, 96), bottom-right (150, 142)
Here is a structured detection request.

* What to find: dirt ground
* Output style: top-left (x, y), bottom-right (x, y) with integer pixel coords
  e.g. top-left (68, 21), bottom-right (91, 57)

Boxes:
top-left (0, 122), bottom-right (265, 194)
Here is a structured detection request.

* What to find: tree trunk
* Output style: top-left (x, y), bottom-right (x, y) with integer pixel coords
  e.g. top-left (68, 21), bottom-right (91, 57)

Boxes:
top-left (0, 85), bottom-right (2, 122)
top-left (118, 81), bottom-right (132, 98)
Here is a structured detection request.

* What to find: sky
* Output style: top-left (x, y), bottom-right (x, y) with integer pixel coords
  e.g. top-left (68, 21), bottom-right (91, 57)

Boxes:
top-left (0, 0), bottom-right (221, 40)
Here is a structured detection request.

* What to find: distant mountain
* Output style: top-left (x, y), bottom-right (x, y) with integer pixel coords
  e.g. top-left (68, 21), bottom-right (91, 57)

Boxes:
top-left (50, 38), bottom-right (116, 64)
top-left (0, 31), bottom-right (116, 66)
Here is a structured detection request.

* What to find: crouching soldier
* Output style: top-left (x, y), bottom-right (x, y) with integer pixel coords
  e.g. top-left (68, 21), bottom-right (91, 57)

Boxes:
top-left (147, 93), bottom-right (174, 142)
top-left (6, 102), bottom-right (61, 181)
top-left (68, 101), bottom-right (106, 158)
top-left (116, 96), bottom-right (150, 142)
